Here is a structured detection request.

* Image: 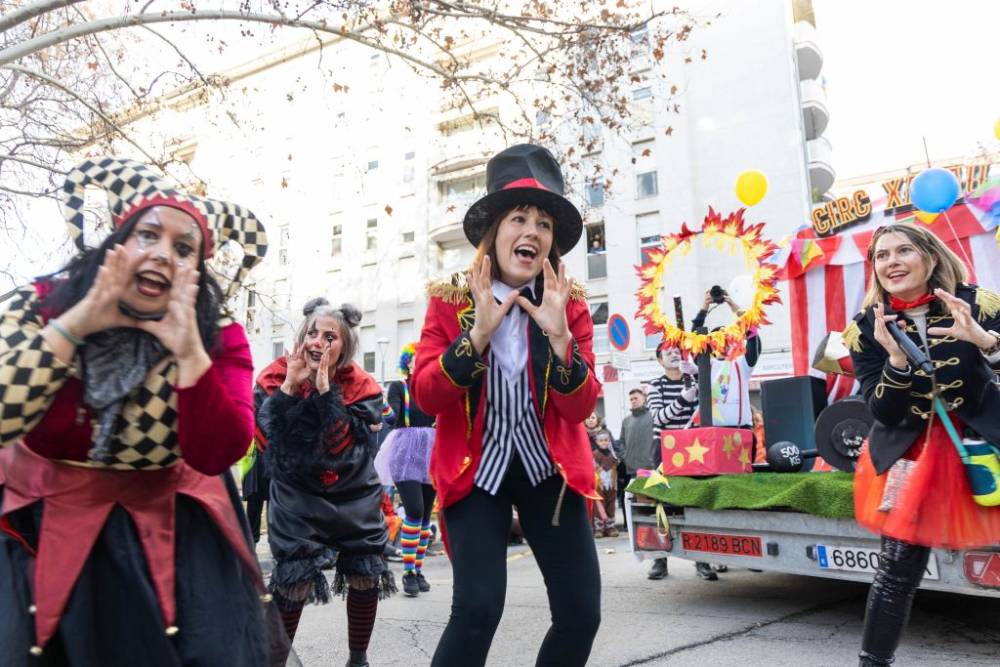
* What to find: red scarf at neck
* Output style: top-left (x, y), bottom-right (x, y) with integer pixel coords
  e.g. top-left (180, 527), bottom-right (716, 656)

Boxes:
top-left (889, 292), bottom-right (935, 311)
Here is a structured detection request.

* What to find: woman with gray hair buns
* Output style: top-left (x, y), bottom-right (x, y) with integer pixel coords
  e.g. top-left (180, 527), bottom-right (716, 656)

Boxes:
top-left (254, 298), bottom-right (394, 667)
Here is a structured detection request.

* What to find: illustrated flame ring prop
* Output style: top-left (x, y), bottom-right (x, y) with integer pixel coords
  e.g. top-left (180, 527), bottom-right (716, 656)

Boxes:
top-left (635, 207), bottom-right (782, 358)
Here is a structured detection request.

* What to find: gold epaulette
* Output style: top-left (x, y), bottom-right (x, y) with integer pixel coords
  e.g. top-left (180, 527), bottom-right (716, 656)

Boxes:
top-left (841, 319), bottom-right (862, 353)
top-left (976, 287), bottom-right (1000, 322)
top-left (426, 272), bottom-right (471, 305)
top-left (425, 272), bottom-right (588, 303)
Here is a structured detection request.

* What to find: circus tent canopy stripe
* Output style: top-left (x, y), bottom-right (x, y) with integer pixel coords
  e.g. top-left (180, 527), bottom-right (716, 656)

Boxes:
top-left (779, 186), bottom-right (1000, 395)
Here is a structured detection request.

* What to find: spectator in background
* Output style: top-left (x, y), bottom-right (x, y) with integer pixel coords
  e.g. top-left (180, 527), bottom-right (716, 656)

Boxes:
top-left (618, 387), bottom-right (661, 575)
top-left (591, 429), bottom-right (619, 538)
top-left (645, 344), bottom-right (699, 580)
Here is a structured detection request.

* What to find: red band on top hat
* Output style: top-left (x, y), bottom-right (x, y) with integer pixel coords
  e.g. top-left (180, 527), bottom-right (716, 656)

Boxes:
top-left (112, 195), bottom-right (215, 259)
top-left (502, 178), bottom-right (549, 192)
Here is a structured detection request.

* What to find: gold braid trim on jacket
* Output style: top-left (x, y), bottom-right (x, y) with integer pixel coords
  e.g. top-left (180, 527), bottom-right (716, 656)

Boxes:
top-left (426, 272), bottom-right (589, 303)
top-left (842, 320), bottom-right (863, 353)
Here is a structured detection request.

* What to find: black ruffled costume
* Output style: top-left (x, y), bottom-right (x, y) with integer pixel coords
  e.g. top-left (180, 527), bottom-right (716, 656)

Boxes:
top-left (254, 359), bottom-right (395, 607)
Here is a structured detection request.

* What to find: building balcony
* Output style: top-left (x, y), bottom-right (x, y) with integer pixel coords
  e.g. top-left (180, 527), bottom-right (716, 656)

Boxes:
top-left (794, 21), bottom-right (823, 81)
top-left (800, 78), bottom-right (829, 140)
top-left (807, 136), bottom-right (835, 198)
top-left (429, 199), bottom-right (476, 246)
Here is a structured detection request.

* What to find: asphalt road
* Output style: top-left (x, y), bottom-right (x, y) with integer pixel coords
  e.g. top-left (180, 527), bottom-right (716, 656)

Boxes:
top-left (260, 534), bottom-right (1000, 666)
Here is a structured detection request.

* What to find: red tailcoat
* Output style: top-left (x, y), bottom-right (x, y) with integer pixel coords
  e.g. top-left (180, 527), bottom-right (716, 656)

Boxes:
top-left (411, 275), bottom-right (602, 510)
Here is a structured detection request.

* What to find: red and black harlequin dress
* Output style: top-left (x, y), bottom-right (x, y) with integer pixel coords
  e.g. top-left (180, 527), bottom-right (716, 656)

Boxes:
top-left (0, 282), bottom-right (280, 666)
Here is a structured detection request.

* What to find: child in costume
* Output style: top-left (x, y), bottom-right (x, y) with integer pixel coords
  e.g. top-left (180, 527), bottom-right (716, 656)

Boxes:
top-left (373, 343), bottom-right (438, 597)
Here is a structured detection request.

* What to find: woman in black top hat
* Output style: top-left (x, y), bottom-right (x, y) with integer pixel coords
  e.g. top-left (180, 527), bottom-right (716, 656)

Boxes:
top-left (411, 144), bottom-right (603, 666)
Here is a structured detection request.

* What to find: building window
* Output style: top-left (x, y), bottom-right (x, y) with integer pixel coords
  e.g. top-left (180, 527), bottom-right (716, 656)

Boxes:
top-left (278, 225), bottom-right (290, 265)
top-left (636, 171), bottom-right (658, 199)
top-left (362, 325), bottom-right (376, 373)
top-left (401, 231), bottom-right (415, 243)
top-left (632, 87), bottom-right (652, 102)
top-left (441, 173), bottom-right (487, 206)
top-left (586, 222), bottom-right (606, 280)
top-left (585, 180), bottom-right (604, 207)
top-left (272, 340), bottom-right (284, 361)
top-left (397, 319), bottom-right (415, 349)
top-left (247, 291), bottom-right (256, 308)
top-left (590, 301), bottom-right (609, 353)
top-left (331, 224), bottom-right (342, 256)
top-left (536, 109), bottom-right (551, 127)
top-left (645, 329), bottom-right (661, 351)
top-left (367, 159), bottom-right (379, 172)
top-left (403, 151), bottom-right (415, 183)
top-left (637, 211), bottom-right (661, 264)
top-left (366, 218), bottom-right (378, 252)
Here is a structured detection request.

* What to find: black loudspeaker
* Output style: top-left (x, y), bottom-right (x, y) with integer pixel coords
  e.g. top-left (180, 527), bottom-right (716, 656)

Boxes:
top-left (760, 376), bottom-right (827, 471)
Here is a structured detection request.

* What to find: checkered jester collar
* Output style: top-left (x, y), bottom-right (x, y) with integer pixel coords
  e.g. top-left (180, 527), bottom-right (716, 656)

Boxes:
top-left (60, 157), bottom-right (268, 297)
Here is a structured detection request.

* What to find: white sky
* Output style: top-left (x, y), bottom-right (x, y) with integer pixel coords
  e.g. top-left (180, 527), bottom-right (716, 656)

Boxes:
top-left (814, 0), bottom-right (1000, 180)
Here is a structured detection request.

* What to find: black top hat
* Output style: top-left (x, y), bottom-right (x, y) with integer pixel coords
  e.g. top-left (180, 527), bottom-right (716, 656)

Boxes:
top-left (462, 144), bottom-right (583, 254)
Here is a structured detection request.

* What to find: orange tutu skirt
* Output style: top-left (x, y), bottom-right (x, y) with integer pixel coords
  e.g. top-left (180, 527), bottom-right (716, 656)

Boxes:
top-left (854, 419), bottom-right (1000, 549)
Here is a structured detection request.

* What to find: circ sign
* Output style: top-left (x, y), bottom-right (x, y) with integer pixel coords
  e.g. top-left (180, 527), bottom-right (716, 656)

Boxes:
top-left (607, 313), bottom-right (630, 351)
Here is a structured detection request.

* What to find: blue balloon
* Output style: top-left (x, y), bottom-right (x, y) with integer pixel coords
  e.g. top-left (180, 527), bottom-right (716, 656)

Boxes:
top-left (910, 168), bottom-right (960, 214)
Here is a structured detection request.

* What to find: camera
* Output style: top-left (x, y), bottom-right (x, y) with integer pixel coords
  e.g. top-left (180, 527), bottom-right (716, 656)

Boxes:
top-left (709, 285), bottom-right (728, 304)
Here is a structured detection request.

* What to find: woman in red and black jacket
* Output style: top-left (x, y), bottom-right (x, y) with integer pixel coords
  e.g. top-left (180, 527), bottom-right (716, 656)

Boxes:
top-left (411, 144), bottom-right (602, 667)
top-left (846, 222), bottom-right (1000, 666)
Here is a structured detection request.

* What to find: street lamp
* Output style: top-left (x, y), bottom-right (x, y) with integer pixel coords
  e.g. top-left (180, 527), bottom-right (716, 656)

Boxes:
top-left (376, 337), bottom-right (390, 383)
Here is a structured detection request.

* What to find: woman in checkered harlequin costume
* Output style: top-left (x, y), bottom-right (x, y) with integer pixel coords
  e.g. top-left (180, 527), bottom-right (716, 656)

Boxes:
top-left (0, 159), bottom-right (286, 665)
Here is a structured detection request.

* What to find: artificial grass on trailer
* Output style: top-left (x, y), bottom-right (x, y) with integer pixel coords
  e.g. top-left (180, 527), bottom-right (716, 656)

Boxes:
top-left (626, 472), bottom-right (856, 519)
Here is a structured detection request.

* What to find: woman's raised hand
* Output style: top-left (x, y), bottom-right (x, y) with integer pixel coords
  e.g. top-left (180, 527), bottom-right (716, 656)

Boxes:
top-left (469, 256), bottom-right (519, 354)
top-left (58, 245), bottom-right (141, 338)
top-left (517, 258), bottom-right (570, 340)
top-left (315, 347), bottom-right (332, 395)
top-left (137, 262), bottom-right (203, 360)
top-left (927, 288), bottom-right (996, 349)
top-left (872, 303), bottom-right (907, 370)
top-left (281, 344), bottom-right (312, 396)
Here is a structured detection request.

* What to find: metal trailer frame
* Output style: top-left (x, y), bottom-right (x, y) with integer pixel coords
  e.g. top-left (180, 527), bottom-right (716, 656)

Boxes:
top-left (627, 494), bottom-right (1000, 598)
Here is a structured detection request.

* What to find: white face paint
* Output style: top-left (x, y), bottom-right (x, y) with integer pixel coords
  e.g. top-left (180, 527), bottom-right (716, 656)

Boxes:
top-left (120, 206), bottom-right (203, 315)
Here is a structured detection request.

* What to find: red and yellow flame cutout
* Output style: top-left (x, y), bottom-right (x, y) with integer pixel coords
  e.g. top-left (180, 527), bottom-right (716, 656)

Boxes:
top-left (634, 207), bottom-right (781, 358)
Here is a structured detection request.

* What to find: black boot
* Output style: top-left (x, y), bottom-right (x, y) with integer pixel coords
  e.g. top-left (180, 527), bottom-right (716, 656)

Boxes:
top-left (416, 572), bottom-right (431, 592)
top-left (402, 572), bottom-right (420, 597)
top-left (647, 557), bottom-right (668, 580)
top-left (347, 650), bottom-right (370, 667)
top-left (858, 651), bottom-right (893, 666)
top-left (695, 561), bottom-right (719, 581)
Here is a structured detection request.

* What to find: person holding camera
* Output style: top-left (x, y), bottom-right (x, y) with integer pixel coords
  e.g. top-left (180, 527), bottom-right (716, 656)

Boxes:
top-left (691, 286), bottom-right (762, 428)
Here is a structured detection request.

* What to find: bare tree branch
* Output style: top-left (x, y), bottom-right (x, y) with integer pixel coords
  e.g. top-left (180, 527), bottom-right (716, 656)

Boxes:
top-left (0, 0), bottom-right (87, 34)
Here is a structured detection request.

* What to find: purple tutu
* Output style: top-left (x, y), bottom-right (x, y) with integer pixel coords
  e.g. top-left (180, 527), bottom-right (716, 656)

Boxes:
top-left (374, 427), bottom-right (435, 485)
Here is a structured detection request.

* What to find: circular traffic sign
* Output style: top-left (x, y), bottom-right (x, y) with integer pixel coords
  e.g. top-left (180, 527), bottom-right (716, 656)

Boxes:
top-left (607, 313), bottom-right (630, 351)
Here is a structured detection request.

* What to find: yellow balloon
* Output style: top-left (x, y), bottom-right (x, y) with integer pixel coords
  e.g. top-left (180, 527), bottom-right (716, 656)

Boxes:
top-left (914, 210), bottom-right (939, 224)
top-left (994, 117), bottom-right (1000, 141)
top-left (735, 170), bottom-right (768, 207)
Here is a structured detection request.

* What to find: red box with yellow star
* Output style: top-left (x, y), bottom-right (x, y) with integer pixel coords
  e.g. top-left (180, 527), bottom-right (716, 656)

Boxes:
top-left (660, 427), bottom-right (754, 476)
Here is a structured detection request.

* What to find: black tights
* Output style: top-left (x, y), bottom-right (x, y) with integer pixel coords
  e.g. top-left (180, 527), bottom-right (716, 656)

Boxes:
top-left (859, 536), bottom-right (931, 665)
top-left (431, 456), bottom-right (601, 667)
top-left (395, 480), bottom-right (436, 526)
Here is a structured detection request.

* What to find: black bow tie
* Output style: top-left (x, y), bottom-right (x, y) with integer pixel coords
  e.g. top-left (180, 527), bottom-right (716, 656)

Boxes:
top-left (495, 287), bottom-right (537, 307)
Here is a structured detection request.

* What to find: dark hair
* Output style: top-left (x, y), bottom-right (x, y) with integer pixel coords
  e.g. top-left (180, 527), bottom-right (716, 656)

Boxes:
top-left (295, 297), bottom-right (362, 370)
top-left (42, 211), bottom-right (222, 351)
top-left (473, 204), bottom-right (562, 282)
top-left (628, 388), bottom-right (646, 397)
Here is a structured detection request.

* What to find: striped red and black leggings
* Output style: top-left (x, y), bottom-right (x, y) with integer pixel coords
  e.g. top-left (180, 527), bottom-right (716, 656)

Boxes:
top-left (277, 586), bottom-right (380, 652)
